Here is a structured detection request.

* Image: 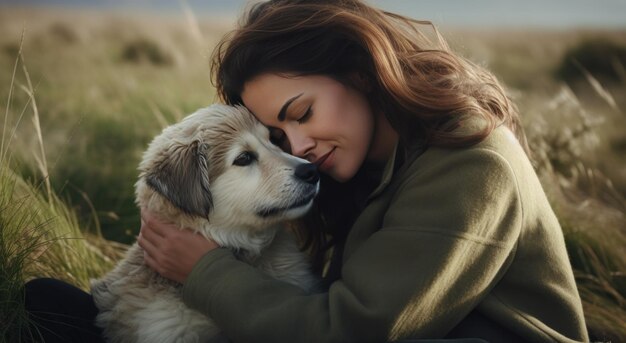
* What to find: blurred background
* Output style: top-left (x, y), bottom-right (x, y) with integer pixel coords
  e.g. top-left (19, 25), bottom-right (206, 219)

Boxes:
top-left (0, 0), bottom-right (625, 341)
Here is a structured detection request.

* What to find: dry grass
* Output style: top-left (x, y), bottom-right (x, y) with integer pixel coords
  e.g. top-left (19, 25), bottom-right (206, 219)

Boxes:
top-left (0, 35), bottom-right (127, 340)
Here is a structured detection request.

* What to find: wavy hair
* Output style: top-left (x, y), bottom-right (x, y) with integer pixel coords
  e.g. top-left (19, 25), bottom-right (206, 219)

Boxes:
top-left (211, 0), bottom-right (529, 274)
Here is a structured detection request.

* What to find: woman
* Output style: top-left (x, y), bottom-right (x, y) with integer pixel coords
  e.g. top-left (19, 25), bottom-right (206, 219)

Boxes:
top-left (138, 1), bottom-right (588, 342)
top-left (26, 0), bottom-right (587, 342)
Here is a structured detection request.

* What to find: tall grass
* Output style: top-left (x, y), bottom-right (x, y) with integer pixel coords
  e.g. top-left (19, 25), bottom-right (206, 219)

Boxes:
top-left (0, 165), bottom-right (127, 341)
top-left (526, 79), bottom-right (626, 341)
top-left (0, 36), bottom-right (126, 342)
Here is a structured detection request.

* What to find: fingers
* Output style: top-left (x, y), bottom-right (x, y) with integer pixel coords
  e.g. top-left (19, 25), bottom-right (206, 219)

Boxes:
top-left (138, 212), bottom-right (168, 275)
top-left (139, 229), bottom-right (172, 280)
top-left (141, 239), bottom-right (185, 283)
top-left (138, 229), bottom-right (159, 258)
top-left (138, 208), bottom-right (220, 284)
top-left (140, 215), bottom-right (163, 240)
top-left (139, 208), bottom-right (182, 250)
top-left (140, 209), bottom-right (174, 238)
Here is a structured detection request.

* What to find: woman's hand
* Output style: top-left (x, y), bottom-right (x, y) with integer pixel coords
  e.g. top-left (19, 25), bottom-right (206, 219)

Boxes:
top-left (138, 210), bottom-right (219, 284)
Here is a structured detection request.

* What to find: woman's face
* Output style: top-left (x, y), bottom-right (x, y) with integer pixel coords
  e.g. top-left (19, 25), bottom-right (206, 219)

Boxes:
top-left (241, 73), bottom-right (378, 182)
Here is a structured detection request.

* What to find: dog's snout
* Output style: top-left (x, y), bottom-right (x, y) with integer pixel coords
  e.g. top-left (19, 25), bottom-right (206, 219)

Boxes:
top-left (294, 163), bottom-right (319, 184)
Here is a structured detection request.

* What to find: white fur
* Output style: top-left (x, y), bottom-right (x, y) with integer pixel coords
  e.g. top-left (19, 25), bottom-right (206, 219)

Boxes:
top-left (91, 104), bottom-right (319, 343)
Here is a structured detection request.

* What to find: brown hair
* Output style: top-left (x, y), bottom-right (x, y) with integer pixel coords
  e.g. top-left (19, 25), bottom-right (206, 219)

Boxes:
top-left (211, 0), bottom-right (528, 273)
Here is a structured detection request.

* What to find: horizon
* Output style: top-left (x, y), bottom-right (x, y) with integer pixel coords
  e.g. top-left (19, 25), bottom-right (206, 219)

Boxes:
top-left (1, 0), bottom-right (626, 29)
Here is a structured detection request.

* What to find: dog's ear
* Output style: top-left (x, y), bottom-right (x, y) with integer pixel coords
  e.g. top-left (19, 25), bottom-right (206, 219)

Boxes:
top-left (145, 141), bottom-right (213, 218)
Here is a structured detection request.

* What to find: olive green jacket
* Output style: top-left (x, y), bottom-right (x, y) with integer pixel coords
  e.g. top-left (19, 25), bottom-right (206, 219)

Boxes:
top-left (182, 126), bottom-right (588, 343)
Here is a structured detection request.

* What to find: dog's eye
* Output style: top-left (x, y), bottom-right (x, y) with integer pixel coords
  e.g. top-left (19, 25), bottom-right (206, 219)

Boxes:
top-left (233, 152), bottom-right (256, 166)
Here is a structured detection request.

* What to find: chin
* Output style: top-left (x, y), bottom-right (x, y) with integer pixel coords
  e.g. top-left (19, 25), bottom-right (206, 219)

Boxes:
top-left (323, 151), bottom-right (365, 183)
top-left (327, 167), bottom-right (357, 183)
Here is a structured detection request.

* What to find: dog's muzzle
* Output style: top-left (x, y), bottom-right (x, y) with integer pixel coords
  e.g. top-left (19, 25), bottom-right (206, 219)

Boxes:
top-left (255, 163), bottom-right (320, 218)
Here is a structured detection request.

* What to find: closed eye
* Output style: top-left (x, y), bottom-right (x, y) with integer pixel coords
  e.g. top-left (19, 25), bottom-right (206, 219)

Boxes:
top-left (297, 105), bottom-right (312, 124)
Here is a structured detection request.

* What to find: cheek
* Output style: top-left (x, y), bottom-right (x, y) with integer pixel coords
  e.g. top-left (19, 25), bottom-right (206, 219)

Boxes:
top-left (211, 169), bottom-right (263, 210)
top-left (332, 94), bottom-right (375, 181)
top-left (336, 95), bottom-right (375, 148)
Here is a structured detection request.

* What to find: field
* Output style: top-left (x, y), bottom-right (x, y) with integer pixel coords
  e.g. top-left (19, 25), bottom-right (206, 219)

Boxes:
top-left (1, 7), bottom-right (625, 342)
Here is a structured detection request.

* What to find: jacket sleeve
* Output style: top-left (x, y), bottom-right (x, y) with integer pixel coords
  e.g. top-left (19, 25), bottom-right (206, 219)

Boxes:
top-left (182, 148), bottom-right (523, 343)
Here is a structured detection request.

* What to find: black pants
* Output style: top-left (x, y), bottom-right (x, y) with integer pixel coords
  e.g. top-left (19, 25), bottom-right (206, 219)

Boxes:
top-left (23, 278), bottom-right (105, 343)
top-left (23, 278), bottom-right (489, 343)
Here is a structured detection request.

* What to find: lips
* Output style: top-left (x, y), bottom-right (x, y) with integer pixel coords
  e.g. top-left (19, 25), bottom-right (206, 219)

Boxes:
top-left (314, 147), bottom-right (335, 170)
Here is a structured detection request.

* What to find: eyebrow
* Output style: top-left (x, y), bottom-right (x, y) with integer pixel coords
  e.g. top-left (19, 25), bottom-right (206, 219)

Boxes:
top-left (277, 93), bottom-right (304, 122)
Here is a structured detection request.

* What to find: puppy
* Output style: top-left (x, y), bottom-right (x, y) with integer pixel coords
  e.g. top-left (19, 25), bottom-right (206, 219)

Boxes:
top-left (91, 104), bottom-right (319, 343)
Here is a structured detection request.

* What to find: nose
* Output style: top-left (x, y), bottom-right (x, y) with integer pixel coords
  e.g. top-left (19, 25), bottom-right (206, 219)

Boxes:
top-left (294, 163), bottom-right (319, 184)
top-left (284, 127), bottom-right (315, 158)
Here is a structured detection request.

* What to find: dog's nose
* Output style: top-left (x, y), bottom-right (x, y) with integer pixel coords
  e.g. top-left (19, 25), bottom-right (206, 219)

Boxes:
top-left (294, 163), bottom-right (319, 184)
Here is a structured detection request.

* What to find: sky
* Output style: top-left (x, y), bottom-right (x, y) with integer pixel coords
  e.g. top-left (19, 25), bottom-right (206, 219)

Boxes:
top-left (1, 0), bottom-right (625, 28)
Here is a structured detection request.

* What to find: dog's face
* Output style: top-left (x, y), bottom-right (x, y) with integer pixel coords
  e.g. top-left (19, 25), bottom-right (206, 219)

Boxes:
top-left (137, 104), bottom-right (319, 230)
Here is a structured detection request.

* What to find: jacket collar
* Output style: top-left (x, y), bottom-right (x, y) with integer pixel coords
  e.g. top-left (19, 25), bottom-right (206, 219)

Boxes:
top-left (366, 142), bottom-right (400, 201)
top-left (366, 139), bottom-right (427, 202)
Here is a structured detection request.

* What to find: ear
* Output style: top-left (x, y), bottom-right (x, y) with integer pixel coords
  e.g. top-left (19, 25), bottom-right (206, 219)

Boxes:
top-left (145, 141), bottom-right (213, 218)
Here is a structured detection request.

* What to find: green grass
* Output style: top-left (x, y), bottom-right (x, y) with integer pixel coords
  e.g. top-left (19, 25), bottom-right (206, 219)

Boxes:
top-left (0, 7), bottom-right (625, 342)
top-left (0, 163), bottom-right (127, 342)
